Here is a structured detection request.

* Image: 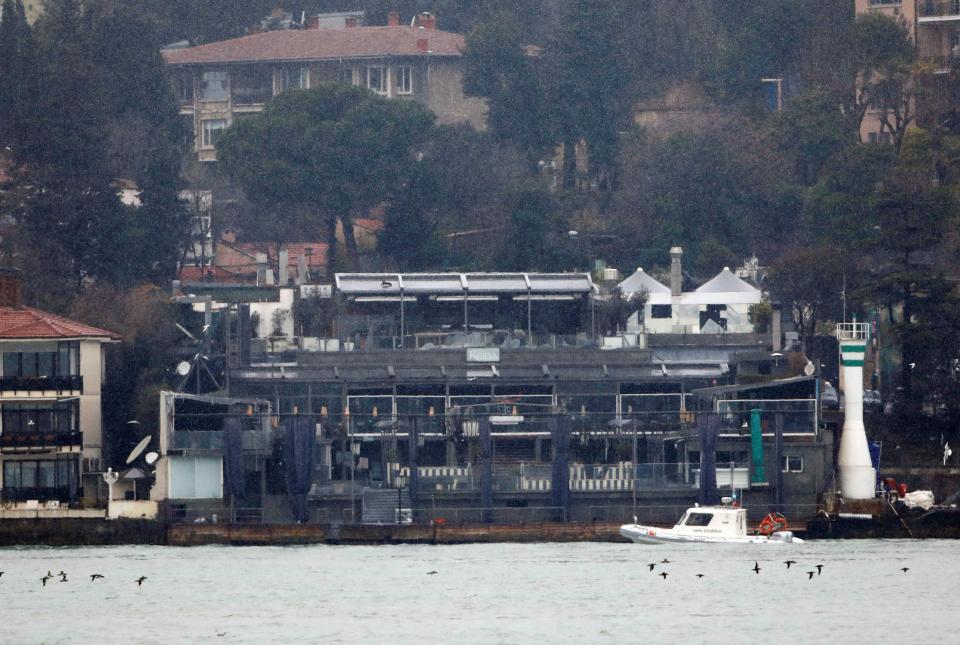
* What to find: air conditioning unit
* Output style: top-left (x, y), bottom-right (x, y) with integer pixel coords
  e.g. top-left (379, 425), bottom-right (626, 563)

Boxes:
top-left (603, 267), bottom-right (621, 281)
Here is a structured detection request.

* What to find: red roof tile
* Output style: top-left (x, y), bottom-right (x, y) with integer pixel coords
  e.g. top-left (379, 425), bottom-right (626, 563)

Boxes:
top-left (177, 266), bottom-right (246, 283)
top-left (0, 307), bottom-right (120, 340)
top-left (162, 26), bottom-right (465, 66)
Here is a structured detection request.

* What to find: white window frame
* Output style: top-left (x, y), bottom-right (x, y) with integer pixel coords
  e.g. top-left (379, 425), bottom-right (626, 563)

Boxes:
top-left (780, 455), bottom-right (803, 473)
top-left (200, 119), bottom-right (227, 149)
top-left (338, 67), bottom-right (356, 85)
top-left (366, 66), bottom-right (387, 95)
top-left (395, 65), bottom-right (413, 95)
top-left (280, 67), bottom-right (309, 93)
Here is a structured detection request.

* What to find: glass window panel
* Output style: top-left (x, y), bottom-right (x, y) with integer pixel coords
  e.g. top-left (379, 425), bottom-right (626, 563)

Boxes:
top-left (3, 462), bottom-right (19, 488)
top-left (37, 352), bottom-right (54, 378)
top-left (395, 66), bottom-right (412, 94)
top-left (58, 344), bottom-right (70, 376)
top-left (232, 65), bottom-right (273, 103)
top-left (366, 66), bottom-right (386, 94)
top-left (37, 461), bottom-right (55, 488)
top-left (3, 352), bottom-right (19, 377)
top-left (57, 460), bottom-right (70, 487)
top-left (201, 119), bottom-right (227, 148)
top-left (20, 461), bottom-right (37, 488)
top-left (21, 353), bottom-right (37, 377)
top-left (199, 71), bottom-right (228, 101)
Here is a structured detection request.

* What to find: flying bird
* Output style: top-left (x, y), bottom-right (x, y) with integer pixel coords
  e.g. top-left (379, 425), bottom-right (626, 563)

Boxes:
top-left (647, 563), bottom-right (656, 572)
top-left (784, 560), bottom-right (797, 569)
top-left (695, 574), bottom-right (705, 579)
top-left (752, 562), bottom-right (761, 575)
top-left (660, 558), bottom-right (671, 564)
top-left (41, 575), bottom-right (52, 587)
top-left (59, 574), bottom-right (68, 583)
top-left (659, 571), bottom-right (668, 579)
top-left (0, 571), bottom-right (4, 577)
top-left (90, 574), bottom-right (104, 582)
top-left (426, 571), bottom-right (438, 575)
top-left (136, 576), bottom-right (148, 586)
top-left (815, 564), bottom-right (824, 575)
top-left (900, 567), bottom-right (909, 573)
top-left (807, 571), bottom-right (815, 580)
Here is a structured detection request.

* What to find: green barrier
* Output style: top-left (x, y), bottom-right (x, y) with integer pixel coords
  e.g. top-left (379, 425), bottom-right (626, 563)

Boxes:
top-left (750, 408), bottom-right (766, 484)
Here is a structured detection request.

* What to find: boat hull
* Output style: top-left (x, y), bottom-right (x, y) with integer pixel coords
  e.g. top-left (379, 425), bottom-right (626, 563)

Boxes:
top-left (619, 524), bottom-right (803, 545)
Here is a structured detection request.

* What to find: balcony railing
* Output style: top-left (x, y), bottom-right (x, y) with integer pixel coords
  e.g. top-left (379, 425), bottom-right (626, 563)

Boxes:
top-left (1, 486), bottom-right (75, 502)
top-left (0, 431), bottom-right (83, 450)
top-left (0, 375), bottom-right (82, 392)
top-left (919, 0), bottom-right (960, 19)
top-left (169, 429), bottom-right (272, 452)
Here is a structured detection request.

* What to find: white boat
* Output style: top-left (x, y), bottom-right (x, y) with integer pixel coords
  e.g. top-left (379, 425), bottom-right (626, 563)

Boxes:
top-left (620, 504), bottom-right (804, 544)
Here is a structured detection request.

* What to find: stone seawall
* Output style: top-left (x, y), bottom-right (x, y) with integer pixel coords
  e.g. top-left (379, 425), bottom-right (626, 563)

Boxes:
top-left (0, 518), bottom-right (166, 547)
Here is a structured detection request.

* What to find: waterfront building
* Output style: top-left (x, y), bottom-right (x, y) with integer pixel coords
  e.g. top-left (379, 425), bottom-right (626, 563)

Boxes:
top-left (153, 269), bottom-right (830, 526)
top-left (0, 270), bottom-right (119, 507)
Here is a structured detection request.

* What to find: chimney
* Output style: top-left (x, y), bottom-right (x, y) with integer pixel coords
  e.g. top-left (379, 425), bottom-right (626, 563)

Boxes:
top-left (345, 16), bottom-right (358, 28)
top-left (669, 246), bottom-right (683, 297)
top-left (278, 249), bottom-right (289, 285)
top-left (416, 38), bottom-right (429, 53)
top-left (0, 268), bottom-right (22, 308)
top-left (387, 10), bottom-right (400, 26)
top-left (414, 11), bottom-right (436, 30)
top-left (256, 252), bottom-right (269, 285)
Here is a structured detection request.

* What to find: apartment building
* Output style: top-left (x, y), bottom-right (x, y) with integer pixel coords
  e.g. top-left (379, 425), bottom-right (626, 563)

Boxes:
top-left (0, 269), bottom-right (119, 506)
top-left (162, 11), bottom-right (486, 163)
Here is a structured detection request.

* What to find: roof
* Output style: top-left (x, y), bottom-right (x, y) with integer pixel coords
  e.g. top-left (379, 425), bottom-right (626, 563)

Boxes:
top-left (335, 273), bottom-right (596, 297)
top-left (617, 268), bottom-right (671, 305)
top-left (685, 268), bottom-right (762, 305)
top-left (0, 306), bottom-right (120, 340)
top-left (162, 26), bottom-right (465, 66)
top-left (691, 376), bottom-right (816, 398)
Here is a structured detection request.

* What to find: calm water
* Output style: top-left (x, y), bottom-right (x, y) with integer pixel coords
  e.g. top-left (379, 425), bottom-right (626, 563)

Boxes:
top-left (0, 540), bottom-right (956, 644)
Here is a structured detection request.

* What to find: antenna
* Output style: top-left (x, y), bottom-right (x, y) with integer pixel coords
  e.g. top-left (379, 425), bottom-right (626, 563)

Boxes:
top-left (176, 361), bottom-right (191, 376)
top-left (144, 452), bottom-right (159, 466)
top-left (125, 435), bottom-right (152, 465)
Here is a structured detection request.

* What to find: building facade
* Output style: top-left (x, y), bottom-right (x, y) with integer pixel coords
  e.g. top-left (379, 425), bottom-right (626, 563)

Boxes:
top-left (162, 11), bottom-right (486, 163)
top-left (0, 270), bottom-right (119, 507)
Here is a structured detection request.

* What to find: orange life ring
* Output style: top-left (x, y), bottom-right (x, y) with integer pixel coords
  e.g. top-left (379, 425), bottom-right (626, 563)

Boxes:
top-left (758, 512), bottom-right (788, 536)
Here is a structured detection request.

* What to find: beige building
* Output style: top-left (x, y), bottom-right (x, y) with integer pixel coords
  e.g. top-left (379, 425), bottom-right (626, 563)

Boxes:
top-left (0, 270), bottom-right (119, 507)
top-left (855, 0), bottom-right (960, 141)
top-left (162, 11), bottom-right (487, 162)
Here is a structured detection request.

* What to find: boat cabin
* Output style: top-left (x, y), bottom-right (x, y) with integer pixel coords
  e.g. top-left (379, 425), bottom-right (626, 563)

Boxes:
top-left (674, 506), bottom-right (748, 538)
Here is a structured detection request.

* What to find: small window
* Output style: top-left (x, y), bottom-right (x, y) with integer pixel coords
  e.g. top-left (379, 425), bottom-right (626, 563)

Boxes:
top-left (337, 67), bottom-right (356, 85)
top-left (685, 512), bottom-right (713, 526)
top-left (177, 71), bottom-right (194, 105)
top-left (201, 119), bottom-right (227, 149)
top-left (280, 67), bottom-right (307, 92)
top-left (781, 455), bottom-right (803, 472)
top-left (651, 304), bottom-right (672, 319)
top-left (367, 66), bottom-right (386, 94)
top-left (395, 66), bottom-right (413, 94)
top-left (199, 71), bottom-right (228, 101)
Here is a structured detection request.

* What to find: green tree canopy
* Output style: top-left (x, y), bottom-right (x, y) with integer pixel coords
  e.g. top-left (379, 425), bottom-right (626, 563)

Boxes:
top-left (217, 82), bottom-right (436, 270)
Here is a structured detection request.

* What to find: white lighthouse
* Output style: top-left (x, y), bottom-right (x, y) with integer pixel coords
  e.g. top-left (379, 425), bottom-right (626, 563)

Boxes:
top-left (836, 322), bottom-right (876, 499)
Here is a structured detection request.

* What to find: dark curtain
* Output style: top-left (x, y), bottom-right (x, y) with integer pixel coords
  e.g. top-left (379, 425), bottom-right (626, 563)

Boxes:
top-left (551, 416), bottom-right (571, 522)
top-left (698, 413), bottom-right (720, 506)
top-left (283, 415), bottom-right (316, 522)
top-left (223, 416), bottom-right (244, 505)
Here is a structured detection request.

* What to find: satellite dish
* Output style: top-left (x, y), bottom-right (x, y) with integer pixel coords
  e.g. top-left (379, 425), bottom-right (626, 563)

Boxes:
top-left (144, 452), bottom-right (159, 466)
top-left (803, 360), bottom-right (816, 376)
top-left (176, 361), bottom-right (191, 376)
top-left (126, 435), bottom-right (152, 465)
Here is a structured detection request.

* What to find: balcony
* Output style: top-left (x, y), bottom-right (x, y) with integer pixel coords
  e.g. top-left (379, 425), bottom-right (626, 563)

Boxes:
top-left (169, 429), bottom-right (272, 453)
top-left (1, 486), bottom-right (76, 502)
top-left (0, 431), bottom-right (83, 451)
top-left (919, 0), bottom-right (960, 21)
top-left (0, 375), bottom-right (82, 393)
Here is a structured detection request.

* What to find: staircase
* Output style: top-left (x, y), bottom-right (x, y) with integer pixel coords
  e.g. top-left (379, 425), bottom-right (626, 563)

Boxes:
top-left (361, 488), bottom-right (410, 524)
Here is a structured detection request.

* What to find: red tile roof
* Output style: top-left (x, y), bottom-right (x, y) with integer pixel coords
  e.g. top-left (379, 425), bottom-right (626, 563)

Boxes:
top-left (353, 218), bottom-right (385, 233)
top-left (177, 265), bottom-right (246, 284)
top-left (162, 26), bottom-right (465, 66)
top-left (0, 307), bottom-right (120, 340)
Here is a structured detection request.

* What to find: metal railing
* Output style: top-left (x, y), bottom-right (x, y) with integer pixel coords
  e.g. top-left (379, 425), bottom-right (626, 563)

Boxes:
top-left (169, 430), bottom-right (272, 452)
top-left (0, 375), bottom-right (82, 391)
top-left (919, 0), bottom-right (960, 18)
top-left (0, 431), bottom-right (83, 450)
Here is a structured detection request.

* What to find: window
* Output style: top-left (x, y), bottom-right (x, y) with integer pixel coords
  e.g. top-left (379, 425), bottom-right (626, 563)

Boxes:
top-left (367, 66), bottom-right (386, 94)
top-left (337, 67), bottom-right (356, 85)
top-left (199, 71), bottom-right (228, 101)
top-left (651, 304), bottom-right (672, 319)
top-left (231, 66), bottom-right (273, 104)
top-left (201, 119), bottom-right (227, 149)
top-left (2, 401), bottom-right (78, 434)
top-left (2, 341), bottom-right (79, 378)
top-left (395, 66), bottom-right (413, 94)
top-left (176, 71), bottom-right (194, 105)
top-left (2, 458), bottom-right (78, 495)
top-left (280, 67), bottom-right (308, 92)
top-left (781, 455), bottom-right (803, 473)
top-left (685, 512), bottom-right (713, 526)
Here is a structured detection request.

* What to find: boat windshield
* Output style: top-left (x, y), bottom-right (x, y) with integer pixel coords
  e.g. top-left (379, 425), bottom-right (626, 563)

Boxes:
top-left (685, 512), bottom-right (713, 526)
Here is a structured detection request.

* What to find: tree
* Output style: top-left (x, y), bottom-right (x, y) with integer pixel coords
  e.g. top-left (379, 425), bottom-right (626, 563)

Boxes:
top-left (768, 246), bottom-right (848, 346)
top-left (852, 12), bottom-right (916, 150)
top-left (217, 83), bottom-right (436, 271)
top-left (0, 0), bottom-right (38, 152)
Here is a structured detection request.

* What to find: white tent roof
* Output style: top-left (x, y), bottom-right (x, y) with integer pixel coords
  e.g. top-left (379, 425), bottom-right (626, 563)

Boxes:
top-left (617, 268), bottom-right (671, 305)
top-left (684, 268), bottom-right (761, 305)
